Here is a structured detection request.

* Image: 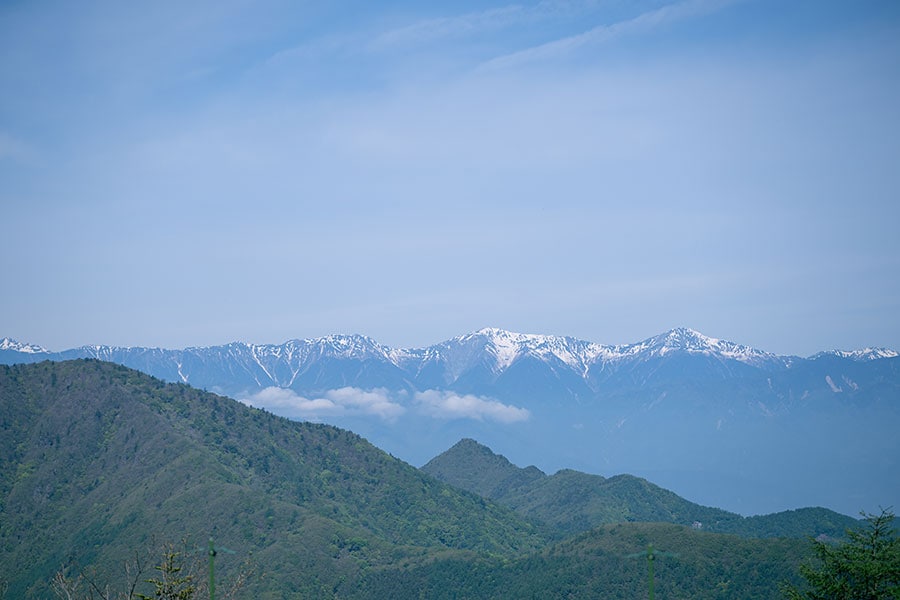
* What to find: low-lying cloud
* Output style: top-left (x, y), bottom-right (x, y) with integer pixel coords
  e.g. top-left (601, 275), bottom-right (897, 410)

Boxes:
top-left (414, 390), bottom-right (530, 423)
top-left (242, 386), bottom-right (405, 421)
top-left (241, 387), bottom-right (530, 424)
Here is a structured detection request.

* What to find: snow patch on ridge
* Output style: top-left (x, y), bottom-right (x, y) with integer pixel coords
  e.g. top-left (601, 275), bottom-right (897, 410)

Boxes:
top-left (0, 338), bottom-right (49, 353)
top-left (814, 348), bottom-right (899, 361)
top-left (455, 327), bottom-right (613, 375)
top-left (608, 327), bottom-right (781, 366)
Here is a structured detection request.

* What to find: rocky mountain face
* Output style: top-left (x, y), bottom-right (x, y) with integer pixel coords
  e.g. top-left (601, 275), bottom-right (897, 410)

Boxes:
top-left (2, 328), bottom-right (898, 516)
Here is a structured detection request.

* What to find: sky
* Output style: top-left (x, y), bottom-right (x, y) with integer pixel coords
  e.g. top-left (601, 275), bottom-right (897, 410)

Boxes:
top-left (2, 0), bottom-right (899, 357)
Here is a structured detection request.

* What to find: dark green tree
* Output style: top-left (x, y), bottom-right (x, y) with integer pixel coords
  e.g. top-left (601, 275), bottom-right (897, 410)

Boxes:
top-left (784, 509), bottom-right (900, 599)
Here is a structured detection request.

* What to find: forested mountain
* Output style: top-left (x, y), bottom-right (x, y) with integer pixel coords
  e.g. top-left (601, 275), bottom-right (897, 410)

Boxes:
top-left (422, 439), bottom-right (860, 539)
top-left (0, 360), bottom-right (542, 598)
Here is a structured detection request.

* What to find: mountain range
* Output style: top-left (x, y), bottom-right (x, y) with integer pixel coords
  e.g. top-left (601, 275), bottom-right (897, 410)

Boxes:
top-left (3, 327), bottom-right (899, 516)
top-left (3, 327), bottom-right (896, 399)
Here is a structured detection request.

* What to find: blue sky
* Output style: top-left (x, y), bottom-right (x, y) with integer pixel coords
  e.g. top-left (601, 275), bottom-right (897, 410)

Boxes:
top-left (2, 0), bottom-right (899, 356)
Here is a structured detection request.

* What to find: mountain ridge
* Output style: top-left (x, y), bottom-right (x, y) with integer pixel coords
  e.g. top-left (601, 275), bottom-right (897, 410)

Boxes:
top-left (421, 438), bottom-right (860, 539)
top-left (2, 328), bottom-right (895, 398)
top-left (4, 326), bottom-right (896, 367)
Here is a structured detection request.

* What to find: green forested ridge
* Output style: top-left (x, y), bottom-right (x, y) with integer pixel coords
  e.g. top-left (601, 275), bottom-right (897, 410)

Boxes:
top-left (0, 360), bottom-right (542, 598)
top-left (360, 521), bottom-right (810, 599)
top-left (422, 438), bottom-right (860, 539)
top-left (0, 360), bottom-right (861, 598)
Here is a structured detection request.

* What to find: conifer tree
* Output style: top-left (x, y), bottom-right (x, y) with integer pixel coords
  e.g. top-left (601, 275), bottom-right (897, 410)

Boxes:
top-left (784, 509), bottom-right (900, 600)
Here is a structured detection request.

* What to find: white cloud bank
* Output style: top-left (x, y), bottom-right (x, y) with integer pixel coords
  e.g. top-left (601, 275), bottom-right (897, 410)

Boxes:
top-left (241, 386), bottom-right (405, 421)
top-left (414, 390), bottom-right (531, 423)
top-left (241, 387), bottom-right (530, 424)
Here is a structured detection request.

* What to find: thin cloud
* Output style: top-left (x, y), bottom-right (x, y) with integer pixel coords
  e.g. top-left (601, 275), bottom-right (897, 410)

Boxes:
top-left (372, 5), bottom-right (525, 48)
top-left (264, 31), bottom-right (360, 68)
top-left (415, 390), bottom-right (530, 423)
top-left (479, 0), bottom-right (742, 71)
top-left (242, 386), bottom-right (405, 421)
top-left (241, 386), bottom-right (529, 424)
top-left (325, 387), bottom-right (407, 420)
top-left (370, 0), bottom-right (604, 50)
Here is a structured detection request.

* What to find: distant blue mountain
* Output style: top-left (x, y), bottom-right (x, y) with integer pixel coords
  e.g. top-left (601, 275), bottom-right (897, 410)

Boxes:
top-left (2, 328), bottom-right (898, 516)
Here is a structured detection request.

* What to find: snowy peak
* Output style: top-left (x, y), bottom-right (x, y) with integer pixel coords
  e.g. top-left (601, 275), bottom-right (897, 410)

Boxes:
top-left (641, 327), bottom-right (736, 354)
top-left (463, 328), bottom-right (545, 370)
top-left (302, 333), bottom-right (390, 359)
top-left (448, 328), bottom-right (712, 365)
top-left (224, 334), bottom-right (394, 365)
top-left (0, 338), bottom-right (49, 354)
top-left (449, 327), bottom-right (604, 373)
top-left (614, 327), bottom-right (782, 367)
top-left (656, 327), bottom-right (717, 350)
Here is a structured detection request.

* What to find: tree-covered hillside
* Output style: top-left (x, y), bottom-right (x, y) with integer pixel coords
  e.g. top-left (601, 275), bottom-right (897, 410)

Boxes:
top-left (422, 438), bottom-right (859, 539)
top-left (0, 360), bottom-right (543, 598)
top-left (360, 521), bottom-right (811, 599)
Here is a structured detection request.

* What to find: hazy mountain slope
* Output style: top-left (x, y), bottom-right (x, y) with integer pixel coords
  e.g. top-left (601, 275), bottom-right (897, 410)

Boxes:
top-left (422, 439), bottom-right (859, 539)
top-left (0, 360), bottom-right (544, 598)
top-left (418, 437), bottom-right (546, 499)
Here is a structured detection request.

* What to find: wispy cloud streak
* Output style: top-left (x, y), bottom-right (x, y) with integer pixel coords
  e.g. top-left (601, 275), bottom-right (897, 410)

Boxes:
top-left (479, 0), bottom-right (742, 71)
top-left (370, 0), bottom-right (606, 49)
top-left (372, 5), bottom-right (525, 48)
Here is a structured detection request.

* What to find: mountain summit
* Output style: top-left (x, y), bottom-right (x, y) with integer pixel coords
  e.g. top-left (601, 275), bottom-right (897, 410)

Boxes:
top-left (0, 337), bottom-right (48, 354)
top-left (620, 327), bottom-right (784, 363)
top-left (422, 438), bottom-right (859, 539)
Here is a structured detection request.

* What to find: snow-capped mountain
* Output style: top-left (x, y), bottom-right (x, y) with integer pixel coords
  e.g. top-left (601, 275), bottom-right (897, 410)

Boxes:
top-left (2, 327), bottom-right (895, 405)
top-left (45, 334), bottom-right (409, 395)
top-left (413, 327), bottom-right (790, 377)
top-left (391, 327), bottom-right (609, 384)
top-left (812, 347), bottom-right (900, 361)
top-left (607, 327), bottom-right (792, 367)
top-left (0, 337), bottom-right (48, 354)
top-left (0, 328), bottom-right (898, 412)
